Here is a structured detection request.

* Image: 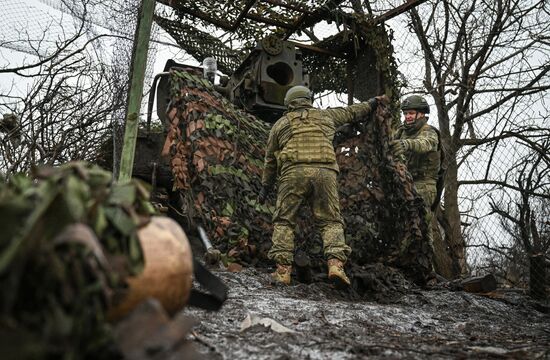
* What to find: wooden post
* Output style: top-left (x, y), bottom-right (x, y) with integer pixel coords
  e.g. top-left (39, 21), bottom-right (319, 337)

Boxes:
top-left (118, 0), bottom-right (155, 182)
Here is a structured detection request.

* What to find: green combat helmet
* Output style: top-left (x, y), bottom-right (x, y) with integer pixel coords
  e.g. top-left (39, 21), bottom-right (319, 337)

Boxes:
top-left (400, 95), bottom-right (430, 114)
top-left (284, 85), bottom-right (312, 106)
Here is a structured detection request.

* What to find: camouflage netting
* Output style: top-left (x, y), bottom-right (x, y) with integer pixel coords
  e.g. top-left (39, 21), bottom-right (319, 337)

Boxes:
top-left (156, 2), bottom-right (401, 104)
top-left (156, 0), bottom-right (334, 60)
top-left (335, 102), bottom-right (433, 285)
top-left (300, 19), bottom-right (400, 102)
top-left (162, 69), bottom-right (273, 266)
top-left (0, 162), bottom-right (156, 359)
top-left (154, 16), bottom-right (245, 76)
top-left (163, 69), bottom-right (433, 284)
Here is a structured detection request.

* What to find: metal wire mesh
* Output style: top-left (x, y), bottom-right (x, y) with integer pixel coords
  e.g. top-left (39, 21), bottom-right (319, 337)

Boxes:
top-left (0, 0), bottom-right (159, 177)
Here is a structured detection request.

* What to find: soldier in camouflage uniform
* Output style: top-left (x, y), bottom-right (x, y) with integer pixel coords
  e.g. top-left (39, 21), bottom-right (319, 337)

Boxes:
top-left (259, 85), bottom-right (379, 286)
top-left (390, 95), bottom-right (441, 257)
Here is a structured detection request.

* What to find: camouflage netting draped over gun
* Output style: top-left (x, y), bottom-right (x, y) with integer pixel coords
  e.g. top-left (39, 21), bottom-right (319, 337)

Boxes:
top-left (163, 69), bottom-right (433, 284)
top-left (0, 162), bottom-right (154, 359)
top-left (163, 69), bottom-right (274, 265)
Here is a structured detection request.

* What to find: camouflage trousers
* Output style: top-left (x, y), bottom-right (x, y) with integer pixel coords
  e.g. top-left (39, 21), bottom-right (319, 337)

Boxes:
top-left (268, 166), bottom-right (351, 266)
top-left (415, 181), bottom-right (436, 251)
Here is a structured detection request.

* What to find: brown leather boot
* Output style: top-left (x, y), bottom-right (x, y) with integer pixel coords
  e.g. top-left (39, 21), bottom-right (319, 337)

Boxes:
top-left (327, 258), bottom-right (350, 288)
top-left (271, 264), bottom-right (292, 285)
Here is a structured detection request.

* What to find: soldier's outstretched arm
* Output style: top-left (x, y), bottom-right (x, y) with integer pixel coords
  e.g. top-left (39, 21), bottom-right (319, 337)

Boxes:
top-left (323, 98), bottom-right (379, 127)
top-left (401, 127), bottom-right (439, 153)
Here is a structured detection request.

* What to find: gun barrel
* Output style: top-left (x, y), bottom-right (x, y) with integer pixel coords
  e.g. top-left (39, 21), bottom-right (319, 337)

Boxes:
top-left (197, 225), bottom-right (213, 250)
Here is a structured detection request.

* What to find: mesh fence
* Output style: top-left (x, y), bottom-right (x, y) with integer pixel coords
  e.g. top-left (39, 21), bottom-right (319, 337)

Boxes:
top-left (383, 1), bottom-right (550, 301)
top-left (1, 0), bottom-right (548, 301)
top-left (0, 0), bottom-right (160, 176)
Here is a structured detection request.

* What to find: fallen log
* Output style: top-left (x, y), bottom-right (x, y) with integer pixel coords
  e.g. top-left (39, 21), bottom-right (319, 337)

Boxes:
top-left (460, 274), bottom-right (498, 293)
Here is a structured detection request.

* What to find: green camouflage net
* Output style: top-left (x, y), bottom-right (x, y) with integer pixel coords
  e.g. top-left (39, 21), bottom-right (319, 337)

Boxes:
top-left (0, 162), bottom-right (156, 359)
top-left (155, 15), bottom-right (245, 76)
top-left (160, 0), bottom-right (324, 52)
top-left (156, 1), bottom-right (401, 108)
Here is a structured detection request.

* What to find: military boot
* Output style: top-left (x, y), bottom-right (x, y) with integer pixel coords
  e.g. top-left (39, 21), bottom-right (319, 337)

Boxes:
top-left (327, 259), bottom-right (350, 288)
top-left (271, 264), bottom-right (292, 285)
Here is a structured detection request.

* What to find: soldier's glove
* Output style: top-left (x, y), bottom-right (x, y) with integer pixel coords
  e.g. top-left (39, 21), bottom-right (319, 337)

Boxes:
top-left (258, 185), bottom-right (270, 204)
top-left (367, 97), bottom-right (379, 111)
top-left (390, 139), bottom-right (407, 158)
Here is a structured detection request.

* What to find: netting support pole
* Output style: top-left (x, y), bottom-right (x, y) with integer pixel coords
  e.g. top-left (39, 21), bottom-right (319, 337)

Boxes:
top-left (118, 0), bottom-right (155, 182)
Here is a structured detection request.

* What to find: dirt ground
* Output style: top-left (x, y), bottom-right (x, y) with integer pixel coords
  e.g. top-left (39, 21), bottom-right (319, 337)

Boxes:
top-left (184, 267), bottom-right (550, 359)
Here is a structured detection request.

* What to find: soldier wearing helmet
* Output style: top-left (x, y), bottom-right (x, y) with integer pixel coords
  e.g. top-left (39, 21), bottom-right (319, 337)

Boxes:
top-left (259, 85), bottom-right (380, 287)
top-left (390, 95), bottom-right (441, 262)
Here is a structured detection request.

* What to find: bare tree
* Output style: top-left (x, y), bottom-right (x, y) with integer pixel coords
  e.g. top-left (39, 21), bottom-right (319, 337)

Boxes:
top-left (407, 0), bottom-right (550, 277)
top-left (0, 0), bottom-right (125, 176)
top-left (488, 143), bottom-right (550, 299)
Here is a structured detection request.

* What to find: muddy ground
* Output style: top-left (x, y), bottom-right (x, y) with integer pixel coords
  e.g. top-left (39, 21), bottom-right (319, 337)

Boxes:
top-left (184, 267), bottom-right (550, 359)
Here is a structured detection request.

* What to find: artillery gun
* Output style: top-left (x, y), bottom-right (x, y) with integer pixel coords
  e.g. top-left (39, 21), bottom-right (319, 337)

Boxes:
top-left (150, 35), bottom-right (309, 127)
top-left (135, 35), bottom-right (309, 208)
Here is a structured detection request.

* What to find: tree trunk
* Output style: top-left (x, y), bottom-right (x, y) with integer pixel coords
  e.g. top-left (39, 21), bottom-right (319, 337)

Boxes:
top-left (529, 253), bottom-right (547, 300)
top-left (436, 99), bottom-right (467, 278)
top-left (443, 156), bottom-right (468, 278)
top-left (432, 212), bottom-right (454, 279)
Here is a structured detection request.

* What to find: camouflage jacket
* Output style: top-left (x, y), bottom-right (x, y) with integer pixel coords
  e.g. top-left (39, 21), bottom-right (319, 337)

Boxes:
top-left (396, 118), bottom-right (440, 184)
top-left (262, 101), bottom-right (373, 188)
